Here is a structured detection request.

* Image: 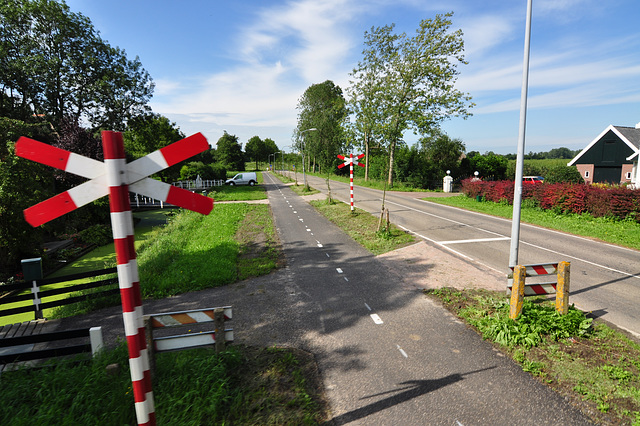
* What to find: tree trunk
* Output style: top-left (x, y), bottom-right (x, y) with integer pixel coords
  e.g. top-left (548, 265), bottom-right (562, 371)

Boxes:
top-left (365, 131), bottom-right (370, 181)
top-left (387, 139), bottom-right (396, 187)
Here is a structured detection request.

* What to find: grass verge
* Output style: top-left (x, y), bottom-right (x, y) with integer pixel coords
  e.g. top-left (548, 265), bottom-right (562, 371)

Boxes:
top-left (427, 288), bottom-right (640, 425)
top-left (309, 199), bottom-right (415, 255)
top-left (47, 203), bottom-right (280, 318)
top-left (0, 344), bottom-right (327, 425)
top-left (426, 194), bottom-right (640, 251)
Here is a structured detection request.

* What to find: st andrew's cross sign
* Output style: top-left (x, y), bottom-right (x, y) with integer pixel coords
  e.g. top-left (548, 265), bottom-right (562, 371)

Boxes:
top-left (15, 131), bottom-right (214, 426)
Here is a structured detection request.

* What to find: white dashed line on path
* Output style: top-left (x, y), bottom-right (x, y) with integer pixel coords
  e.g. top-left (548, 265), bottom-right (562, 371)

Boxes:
top-left (396, 345), bottom-right (408, 358)
top-left (370, 313), bottom-right (383, 324)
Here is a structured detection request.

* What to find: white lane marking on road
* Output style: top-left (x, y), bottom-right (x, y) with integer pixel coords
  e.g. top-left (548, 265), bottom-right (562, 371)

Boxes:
top-left (416, 197), bottom-right (640, 253)
top-left (344, 277), bottom-right (349, 282)
top-left (439, 237), bottom-right (510, 245)
top-left (397, 225), bottom-right (474, 261)
top-left (397, 225), bottom-right (505, 274)
top-left (370, 313), bottom-right (383, 324)
top-left (326, 253), bottom-right (330, 258)
top-left (336, 268), bottom-right (343, 274)
top-left (402, 199), bottom-right (640, 280)
top-left (364, 303), bottom-right (372, 311)
top-left (396, 344), bottom-right (408, 358)
top-left (385, 199), bottom-right (505, 239)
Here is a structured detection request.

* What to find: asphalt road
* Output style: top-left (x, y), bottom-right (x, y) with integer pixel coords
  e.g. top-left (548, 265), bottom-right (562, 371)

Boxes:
top-left (263, 172), bottom-right (592, 425)
top-left (297, 172), bottom-right (640, 339)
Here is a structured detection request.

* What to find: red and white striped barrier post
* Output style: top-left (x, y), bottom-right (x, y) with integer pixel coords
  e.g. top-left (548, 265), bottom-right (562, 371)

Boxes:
top-left (337, 153), bottom-right (365, 212)
top-left (15, 131), bottom-right (214, 426)
top-left (103, 131), bottom-right (155, 425)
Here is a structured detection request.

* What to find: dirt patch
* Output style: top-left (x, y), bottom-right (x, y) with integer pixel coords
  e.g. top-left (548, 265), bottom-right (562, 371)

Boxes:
top-left (376, 240), bottom-right (506, 292)
top-left (234, 205), bottom-right (286, 279)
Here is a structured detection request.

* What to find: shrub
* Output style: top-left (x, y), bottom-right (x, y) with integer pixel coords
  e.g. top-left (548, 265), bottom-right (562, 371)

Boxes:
top-left (462, 180), bottom-right (640, 222)
top-left (77, 224), bottom-right (113, 247)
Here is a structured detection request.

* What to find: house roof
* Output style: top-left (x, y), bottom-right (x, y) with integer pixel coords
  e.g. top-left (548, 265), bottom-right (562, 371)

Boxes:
top-left (568, 125), bottom-right (640, 166)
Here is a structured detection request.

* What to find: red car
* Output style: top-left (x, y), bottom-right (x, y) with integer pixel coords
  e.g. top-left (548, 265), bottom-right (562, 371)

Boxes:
top-left (523, 176), bottom-right (544, 184)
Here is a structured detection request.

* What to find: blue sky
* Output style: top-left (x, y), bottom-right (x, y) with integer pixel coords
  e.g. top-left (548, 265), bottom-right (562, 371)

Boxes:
top-left (64, 0), bottom-right (640, 155)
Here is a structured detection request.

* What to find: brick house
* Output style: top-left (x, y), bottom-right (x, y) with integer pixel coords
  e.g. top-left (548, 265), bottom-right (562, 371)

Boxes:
top-left (568, 124), bottom-right (640, 185)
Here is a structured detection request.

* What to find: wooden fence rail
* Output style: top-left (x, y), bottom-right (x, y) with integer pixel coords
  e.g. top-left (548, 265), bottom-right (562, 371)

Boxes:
top-left (0, 267), bottom-right (118, 320)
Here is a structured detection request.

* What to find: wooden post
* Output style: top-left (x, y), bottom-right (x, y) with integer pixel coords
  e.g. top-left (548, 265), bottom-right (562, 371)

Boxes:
top-left (386, 208), bottom-right (390, 231)
top-left (510, 265), bottom-right (526, 319)
top-left (144, 316), bottom-right (156, 380)
top-left (555, 261), bottom-right (571, 314)
top-left (214, 308), bottom-right (226, 353)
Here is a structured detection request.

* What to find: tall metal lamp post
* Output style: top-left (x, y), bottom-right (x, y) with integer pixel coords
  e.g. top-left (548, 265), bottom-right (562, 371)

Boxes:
top-left (299, 128), bottom-right (317, 190)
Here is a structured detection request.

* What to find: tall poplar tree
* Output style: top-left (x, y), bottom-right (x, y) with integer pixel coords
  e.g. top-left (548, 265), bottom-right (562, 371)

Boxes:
top-left (349, 12), bottom-right (473, 186)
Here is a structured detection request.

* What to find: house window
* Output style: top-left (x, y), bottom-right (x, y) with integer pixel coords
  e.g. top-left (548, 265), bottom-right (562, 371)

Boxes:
top-left (585, 171), bottom-right (590, 178)
top-left (626, 172), bottom-right (632, 180)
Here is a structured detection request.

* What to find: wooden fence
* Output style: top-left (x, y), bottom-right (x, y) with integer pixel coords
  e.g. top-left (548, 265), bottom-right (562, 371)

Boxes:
top-left (0, 267), bottom-right (119, 321)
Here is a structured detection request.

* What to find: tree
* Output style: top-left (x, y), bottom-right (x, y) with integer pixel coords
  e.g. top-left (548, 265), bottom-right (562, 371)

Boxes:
top-left (216, 132), bottom-right (244, 172)
top-left (0, 117), bottom-right (55, 274)
top-left (349, 12), bottom-right (473, 186)
top-left (470, 152), bottom-right (508, 180)
top-left (346, 70), bottom-right (383, 181)
top-left (263, 138), bottom-right (278, 163)
top-left (296, 80), bottom-right (347, 199)
top-left (245, 135), bottom-right (265, 170)
top-left (0, 0), bottom-right (153, 130)
top-left (420, 131), bottom-right (465, 177)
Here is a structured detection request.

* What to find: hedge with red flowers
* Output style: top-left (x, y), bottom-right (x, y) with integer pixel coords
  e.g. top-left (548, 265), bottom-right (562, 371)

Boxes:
top-left (460, 179), bottom-right (640, 221)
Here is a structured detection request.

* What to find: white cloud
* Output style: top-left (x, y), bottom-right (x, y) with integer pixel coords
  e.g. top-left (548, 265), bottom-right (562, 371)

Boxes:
top-left (152, 0), bottom-right (363, 145)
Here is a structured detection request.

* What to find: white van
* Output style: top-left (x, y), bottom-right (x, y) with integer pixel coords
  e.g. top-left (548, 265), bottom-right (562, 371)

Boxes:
top-left (225, 172), bottom-right (258, 186)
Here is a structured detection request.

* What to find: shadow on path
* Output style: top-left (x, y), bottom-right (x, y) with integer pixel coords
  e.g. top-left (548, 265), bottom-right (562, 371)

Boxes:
top-left (329, 366), bottom-right (497, 425)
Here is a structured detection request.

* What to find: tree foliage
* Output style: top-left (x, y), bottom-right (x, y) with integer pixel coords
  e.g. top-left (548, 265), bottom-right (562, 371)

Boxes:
top-left (0, 117), bottom-right (55, 274)
top-left (296, 80), bottom-right (347, 174)
top-left (349, 12), bottom-right (473, 186)
top-left (216, 132), bottom-right (244, 172)
top-left (245, 135), bottom-right (266, 170)
top-left (0, 0), bottom-right (154, 130)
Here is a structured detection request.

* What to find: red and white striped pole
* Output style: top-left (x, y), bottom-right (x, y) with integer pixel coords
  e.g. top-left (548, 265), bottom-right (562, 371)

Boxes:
top-left (102, 131), bottom-right (155, 426)
top-left (349, 153), bottom-right (354, 212)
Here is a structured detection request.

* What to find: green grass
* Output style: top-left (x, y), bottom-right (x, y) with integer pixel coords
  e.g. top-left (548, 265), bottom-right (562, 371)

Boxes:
top-left (2, 198), bottom-right (279, 323)
top-left (426, 195), bottom-right (640, 251)
top-left (303, 170), bottom-right (430, 192)
top-left (309, 199), bottom-right (415, 255)
top-left (208, 183), bottom-right (267, 201)
top-left (427, 288), bottom-right (640, 424)
top-left (0, 344), bottom-right (326, 425)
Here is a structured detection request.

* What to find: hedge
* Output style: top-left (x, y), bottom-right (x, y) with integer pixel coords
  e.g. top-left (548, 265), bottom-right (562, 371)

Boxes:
top-left (460, 179), bottom-right (640, 222)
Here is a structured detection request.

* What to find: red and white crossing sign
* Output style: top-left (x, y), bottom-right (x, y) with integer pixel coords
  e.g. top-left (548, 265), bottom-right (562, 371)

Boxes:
top-left (337, 153), bottom-right (365, 211)
top-left (16, 131), bottom-right (214, 426)
top-left (16, 132), bottom-right (213, 226)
